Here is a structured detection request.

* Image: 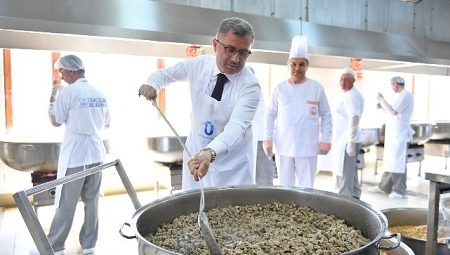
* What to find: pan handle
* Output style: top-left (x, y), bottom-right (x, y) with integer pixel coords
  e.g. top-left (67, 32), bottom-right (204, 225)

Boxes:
top-left (377, 233), bottom-right (401, 250)
top-left (119, 222), bottom-right (137, 240)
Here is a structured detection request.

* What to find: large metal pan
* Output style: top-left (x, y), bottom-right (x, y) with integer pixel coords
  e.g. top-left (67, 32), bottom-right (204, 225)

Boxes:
top-left (379, 238), bottom-right (414, 255)
top-left (431, 121), bottom-right (450, 140)
top-left (121, 186), bottom-right (398, 254)
top-left (0, 140), bottom-right (110, 172)
top-left (382, 207), bottom-right (450, 255)
top-left (361, 128), bottom-right (379, 147)
top-left (378, 123), bottom-right (433, 144)
top-left (147, 136), bottom-right (187, 164)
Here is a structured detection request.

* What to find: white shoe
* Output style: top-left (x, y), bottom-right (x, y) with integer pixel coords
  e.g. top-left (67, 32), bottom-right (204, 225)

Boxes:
top-left (30, 249), bottom-right (64, 255)
top-left (368, 185), bottom-right (384, 193)
top-left (83, 247), bottom-right (96, 254)
top-left (389, 192), bottom-right (407, 199)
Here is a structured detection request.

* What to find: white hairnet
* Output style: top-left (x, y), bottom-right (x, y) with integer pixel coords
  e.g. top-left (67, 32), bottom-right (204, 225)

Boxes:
top-left (391, 76), bottom-right (405, 85)
top-left (342, 68), bottom-right (355, 80)
top-left (54, 55), bottom-right (84, 71)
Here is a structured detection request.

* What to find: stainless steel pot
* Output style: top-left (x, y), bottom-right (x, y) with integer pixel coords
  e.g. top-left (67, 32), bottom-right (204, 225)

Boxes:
top-left (431, 122), bottom-right (450, 140)
top-left (121, 186), bottom-right (398, 254)
top-left (379, 239), bottom-right (414, 255)
top-left (361, 128), bottom-right (379, 147)
top-left (0, 140), bottom-right (110, 172)
top-left (382, 207), bottom-right (450, 255)
top-left (378, 123), bottom-right (433, 144)
top-left (147, 136), bottom-right (187, 163)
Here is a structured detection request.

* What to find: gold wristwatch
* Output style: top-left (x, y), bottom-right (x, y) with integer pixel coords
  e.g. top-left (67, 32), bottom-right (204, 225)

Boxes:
top-left (201, 148), bottom-right (216, 163)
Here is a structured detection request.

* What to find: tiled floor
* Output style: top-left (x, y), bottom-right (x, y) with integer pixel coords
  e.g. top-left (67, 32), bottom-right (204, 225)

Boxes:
top-left (0, 156), bottom-right (446, 255)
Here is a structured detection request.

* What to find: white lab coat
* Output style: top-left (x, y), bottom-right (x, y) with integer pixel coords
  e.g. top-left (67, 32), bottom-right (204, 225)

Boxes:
top-left (147, 55), bottom-right (260, 190)
top-left (383, 89), bottom-right (414, 173)
top-left (51, 78), bottom-right (110, 207)
top-left (331, 86), bottom-right (364, 177)
top-left (264, 79), bottom-right (332, 157)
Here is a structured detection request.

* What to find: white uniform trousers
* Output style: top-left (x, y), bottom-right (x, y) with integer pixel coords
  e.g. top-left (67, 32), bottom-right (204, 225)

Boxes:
top-left (47, 162), bottom-right (102, 252)
top-left (275, 155), bottom-right (317, 188)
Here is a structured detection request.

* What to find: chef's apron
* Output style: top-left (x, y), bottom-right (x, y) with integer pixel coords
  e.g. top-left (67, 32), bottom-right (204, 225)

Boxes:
top-left (54, 131), bottom-right (101, 207)
top-left (383, 117), bottom-right (413, 173)
top-left (182, 77), bottom-right (253, 190)
top-left (54, 129), bottom-right (78, 208)
top-left (331, 108), bottom-right (348, 177)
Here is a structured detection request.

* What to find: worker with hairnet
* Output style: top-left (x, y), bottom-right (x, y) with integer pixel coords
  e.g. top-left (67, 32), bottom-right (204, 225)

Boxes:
top-left (368, 76), bottom-right (414, 199)
top-left (44, 54), bottom-right (111, 255)
top-left (331, 68), bottom-right (364, 199)
top-left (263, 36), bottom-right (332, 188)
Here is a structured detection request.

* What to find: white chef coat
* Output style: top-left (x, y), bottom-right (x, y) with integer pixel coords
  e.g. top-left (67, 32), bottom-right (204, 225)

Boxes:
top-left (147, 55), bottom-right (261, 190)
top-left (264, 79), bottom-right (332, 157)
top-left (383, 89), bottom-right (414, 173)
top-left (51, 78), bottom-right (111, 207)
top-left (331, 86), bottom-right (364, 176)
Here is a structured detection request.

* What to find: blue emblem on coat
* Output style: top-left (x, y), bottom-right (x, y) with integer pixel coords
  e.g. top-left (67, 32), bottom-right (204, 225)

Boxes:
top-left (204, 121), bottom-right (214, 136)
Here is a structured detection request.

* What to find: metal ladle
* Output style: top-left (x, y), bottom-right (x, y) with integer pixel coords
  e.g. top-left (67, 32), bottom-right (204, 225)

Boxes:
top-left (151, 99), bottom-right (222, 255)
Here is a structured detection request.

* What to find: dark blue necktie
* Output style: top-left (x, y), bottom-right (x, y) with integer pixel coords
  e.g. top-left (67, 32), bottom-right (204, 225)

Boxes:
top-left (211, 73), bottom-right (228, 101)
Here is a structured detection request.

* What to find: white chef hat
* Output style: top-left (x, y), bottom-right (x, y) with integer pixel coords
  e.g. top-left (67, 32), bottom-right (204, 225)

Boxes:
top-left (289, 35), bottom-right (308, 59)
top-left (54, 54), bottom-right (84, 71)
top-left (342, 68), bottom-right (355, 80)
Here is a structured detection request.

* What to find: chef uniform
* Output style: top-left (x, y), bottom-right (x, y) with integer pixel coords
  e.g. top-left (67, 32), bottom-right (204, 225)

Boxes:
top-left (378, 84), bottom-right (414, 196)
top-left (332, 69), bottom-right (364, 199)
top-left (47, 55), bottom-right (110, 254)
top-left (264, 36), bottom-right (332, 188)
top-left (368, 76), bottom-right (414, 198)
top-left (146, 55), bottom-right (261, 190)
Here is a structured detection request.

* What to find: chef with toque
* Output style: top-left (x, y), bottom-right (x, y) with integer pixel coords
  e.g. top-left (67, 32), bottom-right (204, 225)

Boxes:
top-left (263, 35), bottom-right (332, 188)
top-left (138, 17), bottom-right (261, 190)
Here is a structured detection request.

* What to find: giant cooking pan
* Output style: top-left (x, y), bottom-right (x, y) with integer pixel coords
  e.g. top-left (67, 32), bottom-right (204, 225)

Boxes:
top-left (121, 186), bottom-right (399, 254)
top-left (0, 140), bottom-right (110, 172)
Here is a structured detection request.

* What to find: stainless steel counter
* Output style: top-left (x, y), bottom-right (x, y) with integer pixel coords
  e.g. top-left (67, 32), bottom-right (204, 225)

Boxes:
top-left (424, 170), bottom-right (450, 255)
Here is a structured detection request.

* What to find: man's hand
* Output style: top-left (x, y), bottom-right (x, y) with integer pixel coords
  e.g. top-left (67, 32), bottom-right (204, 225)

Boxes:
top-left (377, 92), bottom-right (384, 102)
top-left (138, 84), bottom-right (157, 101)
top-left (346, 142), bottom-right (356, 157)
top-left (187, 150), bottom-right (211, 181)
top-left (263, 140), bottom-right (274, 159)
top-left (319, 142), bottom-right (331, 155)
top-left (50, 84), bottom-right (63, 103)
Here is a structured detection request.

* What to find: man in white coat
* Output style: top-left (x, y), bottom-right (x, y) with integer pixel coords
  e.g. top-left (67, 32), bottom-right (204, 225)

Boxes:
top-left (263, 36), bottom-right (332, 188)
top-left (332, 68), bottom-right (364, 199)
top-left (47, 55), bottom-right (111, 255)
top-left (368, 76), bottom-right (414, 199)
top-left (138, 17), bottom-right (261, 190)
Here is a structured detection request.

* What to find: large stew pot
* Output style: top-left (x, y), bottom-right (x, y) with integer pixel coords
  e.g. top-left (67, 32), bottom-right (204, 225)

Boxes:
top-left (0, 140), bottom-right (110, 173)
top-left (378, 123), bottom-right (433, 145)
top-left (121, 186), bottom-right (398, 254)
top-left (382, 207), bottom-right (450, 255)
top-left (379, 239), bottom-right (414, 255)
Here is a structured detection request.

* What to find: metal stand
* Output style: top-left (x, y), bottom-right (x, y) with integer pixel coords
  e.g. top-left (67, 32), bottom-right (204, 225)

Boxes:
top-left (12, 159), bottom-right (141, 255)
top-left (424, 171), bottom-right (450, 255)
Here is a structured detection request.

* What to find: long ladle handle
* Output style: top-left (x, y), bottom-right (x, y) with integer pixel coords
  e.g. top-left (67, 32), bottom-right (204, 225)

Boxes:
top-left (151, 99), bottom-right (205, 210)
top-left (151, 99), bottom-right (192, 158)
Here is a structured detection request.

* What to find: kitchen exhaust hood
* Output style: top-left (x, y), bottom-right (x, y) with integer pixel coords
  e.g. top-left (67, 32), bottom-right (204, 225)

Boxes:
top-left (0, 0), bottom-right (449, 75)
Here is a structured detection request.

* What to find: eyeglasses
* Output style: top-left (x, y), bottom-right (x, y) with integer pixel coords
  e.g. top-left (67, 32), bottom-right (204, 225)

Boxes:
top-left (216, 39), bottom-right (252, 59)
top-left (58, 69), bottom-right (66, 75)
